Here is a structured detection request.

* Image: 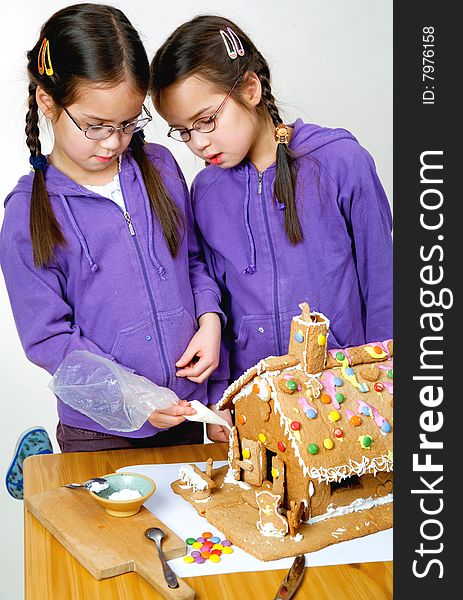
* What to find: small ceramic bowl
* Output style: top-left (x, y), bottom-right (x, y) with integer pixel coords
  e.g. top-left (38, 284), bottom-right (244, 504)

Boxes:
top-left (88, 472), bottom-right (156, 517)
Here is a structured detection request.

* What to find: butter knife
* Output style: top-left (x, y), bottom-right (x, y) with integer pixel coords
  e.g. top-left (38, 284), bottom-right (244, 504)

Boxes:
top-left (273, 554), bottom-right (306, 600)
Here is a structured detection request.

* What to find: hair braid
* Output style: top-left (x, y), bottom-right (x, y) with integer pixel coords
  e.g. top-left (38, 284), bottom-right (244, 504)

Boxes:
top-left (26, 84), bottom-right (67, 267)
top-left (258, 69), bottom-right (303, 244)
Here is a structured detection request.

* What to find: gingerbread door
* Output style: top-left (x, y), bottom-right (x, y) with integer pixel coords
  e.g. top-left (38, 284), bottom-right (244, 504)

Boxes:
top-left (271, 456), bottom-right (285, 497)
top-left (240, 438), bottom-right (266, 486)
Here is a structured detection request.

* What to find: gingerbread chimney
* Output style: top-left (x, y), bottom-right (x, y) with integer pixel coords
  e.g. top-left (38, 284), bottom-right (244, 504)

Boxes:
top-left (288, 302), bottom-right (330, 375)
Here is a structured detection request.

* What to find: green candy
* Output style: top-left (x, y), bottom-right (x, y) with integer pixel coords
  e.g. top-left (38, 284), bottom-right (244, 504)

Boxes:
top-left (286, 380), bottom-right (297, 391)
top-left (363, 436), bottom-right (372, 448)
top-left (308, 443), bottom-right (319, 455)
top-left (335, 392), bottom-right (345, 404)
top-left (336, 352), bottom-right (345, 362)
top-left (186, 538), bottom-right (196, 545)
top-left (387, 369), bottom-right (393, 379)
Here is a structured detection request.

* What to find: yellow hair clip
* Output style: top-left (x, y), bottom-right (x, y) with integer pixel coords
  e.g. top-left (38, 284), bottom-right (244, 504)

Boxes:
top-left (275, 124), bottom-right (289, 145)
top-left (38, 38), bottom-right (54, 76)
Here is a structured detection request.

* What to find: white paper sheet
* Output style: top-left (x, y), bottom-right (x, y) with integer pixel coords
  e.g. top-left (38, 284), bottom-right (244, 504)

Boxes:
top-left (119, 462), bottom-right (393, 578)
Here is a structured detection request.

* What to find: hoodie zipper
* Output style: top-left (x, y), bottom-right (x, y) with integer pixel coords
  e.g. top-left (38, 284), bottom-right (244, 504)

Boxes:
top-left (257, 170), bottom-right (283, 355)
top-left (119, 192), bottom-right (171, 384)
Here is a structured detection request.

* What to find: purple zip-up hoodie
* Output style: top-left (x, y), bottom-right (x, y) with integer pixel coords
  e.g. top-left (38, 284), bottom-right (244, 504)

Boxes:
top-left (0, 143), bottom-right (223, 437)
top-left (192, 120), bottom-right (393, 404)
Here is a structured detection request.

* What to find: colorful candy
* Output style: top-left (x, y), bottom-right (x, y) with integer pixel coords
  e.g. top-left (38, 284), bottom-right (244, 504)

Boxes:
top-left (183, 535), bottom-right (234, 565)
top-left (323, 438), bottom-right (334, 450)
top-left (329, 410), bottom-right (341, 422)
top-left (277, 441), bottom-right (286, 452)
top-left (335, 392), bottom-right (345, 403)
top-left (308, 443), bottom-right (319, 455)
top-left (350, 415), bottom-right (362, 427)
top-left (290, 421), bottom-right (301, 430)
top-left (333, 427), bottom-right (344, 438)
top-left (333, 377), bottom-right (343, 387)
top-left (374, 382), bottom-right (384, 392)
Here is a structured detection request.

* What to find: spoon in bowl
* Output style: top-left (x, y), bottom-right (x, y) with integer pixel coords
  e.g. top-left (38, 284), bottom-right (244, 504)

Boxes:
top-left (63, 477), bottom-right (109, 492)
top-left (144, 527), bottom-right (179, 588)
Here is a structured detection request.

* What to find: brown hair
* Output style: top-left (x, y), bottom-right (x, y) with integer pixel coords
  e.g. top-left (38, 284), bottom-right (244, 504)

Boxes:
top-left (150, 15), bottom-right (303, 244)
top-left (26, 3), bottom-right (184, 267)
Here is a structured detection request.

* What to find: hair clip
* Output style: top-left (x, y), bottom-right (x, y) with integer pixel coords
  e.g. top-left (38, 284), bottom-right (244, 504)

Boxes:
top-left (38, 38), bottom-right (54, 76)
top-left (219, 27), bottom-right (245, 60)
top-left (226, 28), bottom-right (245, 57)
top-left (275, 124), bottom-right (289, 145)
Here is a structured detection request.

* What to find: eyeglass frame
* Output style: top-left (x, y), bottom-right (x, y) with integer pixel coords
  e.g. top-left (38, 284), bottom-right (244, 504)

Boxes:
top-left (62, 104), bottom-right (152, 140)
top-left (167, 80), bottom-right (239, 143)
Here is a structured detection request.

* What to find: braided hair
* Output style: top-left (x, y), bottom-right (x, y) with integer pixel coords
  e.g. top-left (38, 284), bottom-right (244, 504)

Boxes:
top-left (151, 15), bottom-right (303, 244)
top-left (26, 3), bottom-right (184, 267)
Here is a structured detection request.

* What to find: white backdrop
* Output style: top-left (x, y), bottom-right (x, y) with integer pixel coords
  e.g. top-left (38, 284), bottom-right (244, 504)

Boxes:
top-left (0, 1), bottom-right (391, 596)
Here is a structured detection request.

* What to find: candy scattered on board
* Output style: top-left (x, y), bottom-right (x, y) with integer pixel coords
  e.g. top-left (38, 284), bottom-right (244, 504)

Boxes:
top-left (184, 532), bottom-right (234, 564)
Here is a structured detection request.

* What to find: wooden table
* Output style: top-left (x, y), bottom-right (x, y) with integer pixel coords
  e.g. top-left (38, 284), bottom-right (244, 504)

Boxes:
top-left (24, 443), bottom-right (393, 599)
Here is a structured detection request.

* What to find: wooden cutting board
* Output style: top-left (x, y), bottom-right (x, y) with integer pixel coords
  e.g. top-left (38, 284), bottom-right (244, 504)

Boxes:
top-left (25, 486), bottom-right (195, 599)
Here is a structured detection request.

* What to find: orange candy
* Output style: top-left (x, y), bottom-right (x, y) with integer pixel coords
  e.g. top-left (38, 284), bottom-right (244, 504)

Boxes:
top-left (237, 414), bottom-right (246, 425)
top-left (350, 415), bottom-right (362, 427)
top-left (374, 345), bottom-right (383, 354)
top-left (320, 393), bottom-right (332, 404)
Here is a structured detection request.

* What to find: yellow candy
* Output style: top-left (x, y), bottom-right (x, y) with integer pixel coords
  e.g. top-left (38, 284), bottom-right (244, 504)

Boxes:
top-left (222, 546), bottom-right (234, 554)
top-left (258, 433), bottom-right (267, 443)
top-left (271, 467), bottom-right (279, 479)
top-left (183, 556), bottom-right (195, 563)
top-left (318, 334), bottom-right (326, 346)
top-left (323, 438), bottom-right (334, 450)
top-left (329, 410), bottom-right (341, 422)
top-left (212, 543), bottom-right (223, 550)
top-left (242, 448), bottom-right (251, 459)
top-left (192, 542), bottom-right (202, 549)
top-left (209, 554), bottom-right (221, 562)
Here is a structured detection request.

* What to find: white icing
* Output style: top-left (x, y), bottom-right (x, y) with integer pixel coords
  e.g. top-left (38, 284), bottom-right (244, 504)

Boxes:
top-left (178, 464), bottom-right (208, 491)
top-left (308, 482), bottom-right (315, 497)
top-left (107, 489), bottom-right (142, 500)
top-left (224, 467), bottom-right (251, 489)
top-left (331, 527), bottom-right (346, 538)
top-left (292, 533), bottom-right (304, 542)
top-left (306, 493), bottom-right (393, 525)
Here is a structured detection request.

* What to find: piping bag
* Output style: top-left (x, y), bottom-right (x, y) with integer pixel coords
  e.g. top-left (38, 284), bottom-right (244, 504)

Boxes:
top-left (184, 400), bottom-right (231, 430)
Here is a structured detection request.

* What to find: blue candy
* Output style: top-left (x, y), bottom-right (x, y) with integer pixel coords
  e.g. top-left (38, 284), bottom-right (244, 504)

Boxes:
top-left (333, 377), bottom-right (343, 387)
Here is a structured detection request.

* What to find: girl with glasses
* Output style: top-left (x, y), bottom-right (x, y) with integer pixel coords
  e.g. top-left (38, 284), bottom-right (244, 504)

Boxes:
top-left (0, 4), bottom-right (232, 453)
top-left (151, 15), bottom-right (393, 406)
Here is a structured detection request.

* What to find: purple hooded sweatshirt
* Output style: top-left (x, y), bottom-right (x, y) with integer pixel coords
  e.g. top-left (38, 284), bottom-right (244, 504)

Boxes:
top-left (192, 120), bottom-right (393, 404)
top-left (0, 143), bottom-right (223, 437)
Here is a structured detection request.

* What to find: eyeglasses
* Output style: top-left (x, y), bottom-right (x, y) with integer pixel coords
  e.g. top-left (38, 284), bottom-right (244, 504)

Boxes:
top-left (63, 104), bottom-right (152, 140)
top-left (167, 81), bottom-right (238, 143)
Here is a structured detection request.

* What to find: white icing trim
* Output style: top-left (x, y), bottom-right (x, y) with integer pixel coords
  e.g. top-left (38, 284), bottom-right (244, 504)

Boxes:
top-left (178, 464), bottom-right (208, 491)
top-left (306, 493), bottom-right (393, 524)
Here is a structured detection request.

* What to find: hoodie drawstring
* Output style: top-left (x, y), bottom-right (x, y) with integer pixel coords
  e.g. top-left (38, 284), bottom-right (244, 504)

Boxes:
top-left (60, 194), bottom-right (99, 273)
top-left (243, 164), bottom-right (256, 275)
top-left (127, 154), bottom-right (167, 280)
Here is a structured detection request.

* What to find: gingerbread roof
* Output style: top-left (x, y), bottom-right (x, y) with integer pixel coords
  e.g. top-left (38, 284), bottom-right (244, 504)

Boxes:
top-left (218, 305), bottom-right (393, 484)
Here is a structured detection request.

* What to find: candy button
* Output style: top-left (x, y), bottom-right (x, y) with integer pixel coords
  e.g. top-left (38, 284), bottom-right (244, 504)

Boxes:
top-left (277, 441), bottom-right (286, 452)
top-left (192, 542), bottom-right (202, 549)
top-left (333, 427), bottom-right (344, 438)
top-left (271, 467), bottom-right (279, 479)
top-left (323, 438), bottom-right (334, 449)
top-left (359, 383), bottom-right (369, 393)
top-left (387, 369), bottom-right (393, 379)
top-left (222, 546), bottom-right (234, 554)
top-left (381, 421), bottom-right (392, 433)
top-left (258, 433), bottom-right (267, 443)
top-left (200, 545), bottom-right (210, 553)
top-left (345, 367), bottom-right (354, 376)
top-left (184, 556), bottom-right (195, 563)
top-left (290, 421), bottom-right (301, 431)
top-left (186, 538), bottom-right (196, 545)
top-left (308, 443), bottom-right (319, 455)
top-left (374, 345), bottom-right (383, 354)
top-left (350, 415), bottom-right (362, 427)
top-left (374, 382), bottom-right (384, 392)
top-left (202, 532), bottom-right (213, 539)
top-left (318, 334), bottom-right (326, 346)
top-left (242, 448), bottom-right (251, 459)
top-left (335, 393), bottom-right (345, 404)
top-left (363, 435), bottom-right (372, 447)
top-left (195, 556), bottom-right (206, 564)
top-left (191, 551), bottom-right (201, 558)
top-left (210, 536), bottom-right (221, 544)
top-left (221, 540), bottom-right (232, 546)
top-left (305, 408), bottom-right (317, 419)
top-left (320, 393), bottom-right (332, 404)
top-left (237, 414), bottom-right (246, 425)
top-left (211, 549), bottom-right (222, 556)
top-left (333, 377), bottom-right (343, 387)
top-left (209, 554), bottom-right (221, 562)
top-left (329, 410), bottom-right (341, 422)
top-left (336, 352), bottom-right (345, 361)
top-left (212, 543), bottom-right (223, 550)
top-left (201, 551), bottom-right (211, 559)
top-left (196, 537), bottom-right (206, 543)
top-left (361, 406), bottom-right (370, 416)
top-left (286, 380), bottom-right (297, 391)
top-left (294, 331), bottom-right (304, 343)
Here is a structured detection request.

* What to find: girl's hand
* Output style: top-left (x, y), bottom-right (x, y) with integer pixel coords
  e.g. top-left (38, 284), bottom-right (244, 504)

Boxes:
top-left (147, 400), bottom-right (196, 429)
top-left (206, 407), bottom-right (233, 443)
top-left (175, 312), bottom-right (221, 383)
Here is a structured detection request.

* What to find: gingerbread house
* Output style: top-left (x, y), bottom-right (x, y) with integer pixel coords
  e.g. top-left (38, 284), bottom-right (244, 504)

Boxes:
top-left (172, 302), bottom-right (393, 559)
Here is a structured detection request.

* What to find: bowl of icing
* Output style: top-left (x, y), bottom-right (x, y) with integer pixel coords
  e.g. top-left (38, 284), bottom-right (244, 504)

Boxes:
top-left (88, 472), bottom-right (156, 517)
